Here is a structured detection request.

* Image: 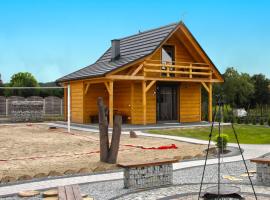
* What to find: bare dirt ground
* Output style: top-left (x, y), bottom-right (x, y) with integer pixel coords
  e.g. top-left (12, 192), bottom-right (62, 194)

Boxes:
top-left (0, 124), bottom-right (207, 183)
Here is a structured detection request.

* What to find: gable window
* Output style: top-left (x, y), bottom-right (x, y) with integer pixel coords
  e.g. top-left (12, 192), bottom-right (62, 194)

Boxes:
top-left (161, 45), bottom-right (175, 77)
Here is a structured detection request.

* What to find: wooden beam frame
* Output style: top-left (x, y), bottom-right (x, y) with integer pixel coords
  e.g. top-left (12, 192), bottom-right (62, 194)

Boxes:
top-left (145, 80), bottom-right (156, 92)
top-left (104, 82), bottom-right (111, 95)
top-left (101, 81), bottom-right (114, 127)
top-left (131, 63), bottom-right (144, 76)
top-left (142, 81), bottom-right (147, 125)
top-left (108, 81), bottom-right (114, 127)
top-left (84, 83), bottom-right (91, 95)
top-left (208, 83), bottom-right (213, 122)
top-left (106, 75), bottom-right (219, 82)
top-left (201, 82), bottom-right (210, 93)
top-left (180, 25), bottom-right (223, 82)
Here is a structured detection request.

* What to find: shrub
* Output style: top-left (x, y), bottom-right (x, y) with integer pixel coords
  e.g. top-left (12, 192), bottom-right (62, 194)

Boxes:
top-left (260, 118), bottom-right (264, 125)
top-left (244, 117), bottom-right (249, 124)
top-left (252, 117), bottom-right (257, 125)
top-left (268, 118), bottom-right (270, 126)
top-left (237, 117), bottom-right (242, 124)
top-left (214, 134), bottom-right (229, 151)
top-left (231, 116), bottom-right (237, 123)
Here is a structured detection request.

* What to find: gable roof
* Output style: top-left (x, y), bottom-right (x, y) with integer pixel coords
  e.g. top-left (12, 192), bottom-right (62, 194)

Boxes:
top-left (57, 23), bottom-right (179, 82)
top-left (57, 22), bottom-right (223, 82)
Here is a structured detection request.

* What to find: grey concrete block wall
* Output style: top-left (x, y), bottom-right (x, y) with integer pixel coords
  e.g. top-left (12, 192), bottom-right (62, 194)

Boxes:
top-left (123, 164), bottom-right (173, 189)
top-left (11, 101), bottom-right (44, 122)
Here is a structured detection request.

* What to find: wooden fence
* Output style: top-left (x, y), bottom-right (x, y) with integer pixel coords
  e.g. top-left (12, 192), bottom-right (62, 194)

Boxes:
top-left (0, 96), bottom-right (64, 116)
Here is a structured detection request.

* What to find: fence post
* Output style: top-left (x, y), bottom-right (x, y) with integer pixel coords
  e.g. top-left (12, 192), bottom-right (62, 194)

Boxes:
top-left (60, 98), bottom-right (63, 116)
top-left (43, 98), bottom-right (46, 115)
top-left (6, 98), bottom-right (8, 116)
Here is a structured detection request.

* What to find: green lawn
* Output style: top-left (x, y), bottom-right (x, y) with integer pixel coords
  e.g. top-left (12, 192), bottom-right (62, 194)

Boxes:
top-left (147, 125), bottom-right (270, 144)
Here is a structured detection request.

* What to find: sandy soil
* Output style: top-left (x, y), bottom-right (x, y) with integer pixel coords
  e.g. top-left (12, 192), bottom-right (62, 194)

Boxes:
top-left (0, 124), bottom-right (207, 183)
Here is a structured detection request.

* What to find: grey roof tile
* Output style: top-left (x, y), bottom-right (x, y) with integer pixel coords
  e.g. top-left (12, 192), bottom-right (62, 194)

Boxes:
top-left (57, 23), bottom-right (178, 82)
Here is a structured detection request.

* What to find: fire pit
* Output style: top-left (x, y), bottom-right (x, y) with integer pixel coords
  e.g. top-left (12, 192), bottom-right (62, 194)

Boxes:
top-left (158, 192), bottom-right (270, 200)
top-left (202, 185), bottom-right (243, 199)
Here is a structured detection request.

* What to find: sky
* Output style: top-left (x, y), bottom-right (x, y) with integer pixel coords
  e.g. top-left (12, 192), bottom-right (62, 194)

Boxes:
top-left (0, 0), bottom-right (270, 83)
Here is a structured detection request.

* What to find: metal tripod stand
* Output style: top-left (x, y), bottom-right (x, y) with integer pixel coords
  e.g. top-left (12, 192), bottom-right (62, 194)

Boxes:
top-left (198, 95), bottom-right (257, 200)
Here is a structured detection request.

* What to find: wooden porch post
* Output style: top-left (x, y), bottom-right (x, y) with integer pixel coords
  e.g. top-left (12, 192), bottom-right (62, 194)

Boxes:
top-left (208, 83), bottom-right (213, 122)
top-left (109, 81), bottom-right (114, 127)
top-left (142, 80), bottom-right (147, 125)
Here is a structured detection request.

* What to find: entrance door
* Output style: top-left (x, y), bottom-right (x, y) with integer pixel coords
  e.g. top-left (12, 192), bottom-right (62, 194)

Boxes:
top-left (156, 84), bottom-right (178, 121)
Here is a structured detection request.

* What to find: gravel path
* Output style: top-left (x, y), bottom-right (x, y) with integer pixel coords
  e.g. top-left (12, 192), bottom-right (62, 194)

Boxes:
top-left (3, 160), bottom-right (266, 200)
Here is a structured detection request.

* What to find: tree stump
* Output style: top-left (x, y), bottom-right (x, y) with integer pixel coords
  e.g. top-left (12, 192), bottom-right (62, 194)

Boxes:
top-left (107, 115), bottom-right (122, 164)
top-left (97, 97), bottom-right (122, 164)
top-left (97, 97), bottom-right (109, 162)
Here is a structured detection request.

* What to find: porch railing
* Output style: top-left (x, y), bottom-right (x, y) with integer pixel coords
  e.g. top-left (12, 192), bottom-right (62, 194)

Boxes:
top-left (143, 60), bottom-right (212, 79)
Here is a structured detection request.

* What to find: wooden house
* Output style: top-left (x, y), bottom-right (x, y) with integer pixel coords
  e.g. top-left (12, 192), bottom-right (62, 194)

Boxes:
top-left (57, 22), bottom-right (224, 126)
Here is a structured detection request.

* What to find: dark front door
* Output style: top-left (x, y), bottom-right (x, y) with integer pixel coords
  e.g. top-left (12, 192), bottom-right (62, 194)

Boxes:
top-left (156, 84), bottom-right (178, 121)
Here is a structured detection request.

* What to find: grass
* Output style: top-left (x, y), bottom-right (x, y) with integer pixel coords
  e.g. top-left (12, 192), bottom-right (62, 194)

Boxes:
top-left (147, 124), bottom-right (270, 144)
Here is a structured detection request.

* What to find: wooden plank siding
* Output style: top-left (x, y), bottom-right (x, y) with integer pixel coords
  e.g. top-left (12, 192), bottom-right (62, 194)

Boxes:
top-left (149, 35), bottom-right (195, 64)
top-left (179, 83), bottom-right (201, 122)
top-left (84, 83), bottom-right (108, 123)
top-left (113, 81), bottom-right (131, 118)
top-left (131, 82), bottom-right (156, 124)
top-left (70, 82), bottom-right (84, 123)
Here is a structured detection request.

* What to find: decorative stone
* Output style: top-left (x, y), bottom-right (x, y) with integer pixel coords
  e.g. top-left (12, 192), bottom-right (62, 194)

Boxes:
top-left (78, 168), bottom-right (89, 173)
top-left (43, 197), bottom-right (58, 200)
top-left (173, 156), bottom-right (182, 160)
top-left (18, 175), bottom-right (32, 181)
top-left (34, 173), bottom-right (47, 179)
top-left (49, 126), bottom-right (57, 130)
top-left (48, 171), bottom-right (62, 177)
top-left (81, 193), bottom-right (89, 197)
top-left (43, 189), bottom-right (58, 197)
top-left (18, 190), bottom-right (40, 197)
top-left (83, 197), bottom-right (94, 200)
top-left (1, 176), bottom-right (16, 183)
top-left (130, 130), bottom-right (138, 138)
top-left (64, 169), bottom-right (76, 175)
top-left (182, 155), bottom-right (193, 160)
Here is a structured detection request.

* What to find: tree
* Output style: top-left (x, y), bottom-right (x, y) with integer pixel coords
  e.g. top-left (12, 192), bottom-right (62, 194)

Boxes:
top-left (0, 74), bottom-right (4, 96)
top-left (10, 72), bottom-right (38, 87)
top-left (214, 67), bottom-right (254, 109)
top-left (6, 72), bottom-right (39, 97)
top-left (251, 74), bottom-right (270, 116)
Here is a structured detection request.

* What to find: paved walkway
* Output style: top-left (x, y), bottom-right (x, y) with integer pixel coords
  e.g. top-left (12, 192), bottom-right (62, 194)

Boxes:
top-left (54, 121), bottom-right (231, 131)
top-left (0, 123), bottom-right (269, 197)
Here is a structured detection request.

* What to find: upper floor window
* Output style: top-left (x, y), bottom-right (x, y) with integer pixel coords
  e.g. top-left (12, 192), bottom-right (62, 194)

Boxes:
top-left (161, 45), bottom-right (175, 77)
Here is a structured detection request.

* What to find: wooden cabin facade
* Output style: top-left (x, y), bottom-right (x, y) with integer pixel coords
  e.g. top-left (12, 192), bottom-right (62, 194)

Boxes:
top-left (57, 22), bottom-right (224, 126)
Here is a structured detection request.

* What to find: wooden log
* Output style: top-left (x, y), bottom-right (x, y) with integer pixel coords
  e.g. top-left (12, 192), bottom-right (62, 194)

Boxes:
top-left (107, 115), bottom-right (122, 164)
top-left (97, 97), bottom-right (109, 162)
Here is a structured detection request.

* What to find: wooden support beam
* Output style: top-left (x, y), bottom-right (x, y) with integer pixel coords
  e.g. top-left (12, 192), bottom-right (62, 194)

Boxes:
top-left (201, 82), bottom-right (210, 93)
top-left (189, 64), bottom-right (192, 78)
top-left (104, 82), bottom-right (111, 95)
top-left (208, 83), bottom-right (213, 122)
top-left (145, 80), bottom-right (156, 93)
top-left (142, 81), bottom-right (147, 125)
top-left (131, 63), bottom-right (144, 76)
top-left (84, 83), bottom-right (91, 95)
top-left (109, 81), bottom-right (114, 127)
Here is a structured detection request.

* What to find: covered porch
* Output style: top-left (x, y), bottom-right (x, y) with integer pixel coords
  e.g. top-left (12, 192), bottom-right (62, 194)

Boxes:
top-left (77, 59), bottom-right (214, 127)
